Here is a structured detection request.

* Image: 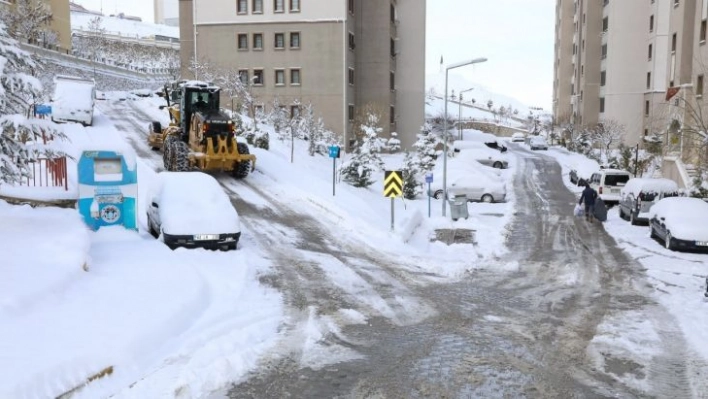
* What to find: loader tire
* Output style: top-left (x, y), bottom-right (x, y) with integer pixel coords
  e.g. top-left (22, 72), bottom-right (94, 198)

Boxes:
top-left (232, 143), bottom-right (251, 179)
top-left (172, 140), bottom-right (191, 172)
top-left (163, 136), bottom-right (175, 170)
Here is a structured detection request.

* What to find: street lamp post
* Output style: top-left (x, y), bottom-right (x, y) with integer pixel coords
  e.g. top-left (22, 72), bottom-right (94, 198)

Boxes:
top-left (442, 57), bottom-right (487, 217)
top-left (458, 88), bottom-right (474, 140)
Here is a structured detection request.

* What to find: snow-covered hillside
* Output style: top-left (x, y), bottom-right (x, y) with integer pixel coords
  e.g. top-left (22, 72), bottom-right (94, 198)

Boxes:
top-left (71, 11), bottom-right (178, 39)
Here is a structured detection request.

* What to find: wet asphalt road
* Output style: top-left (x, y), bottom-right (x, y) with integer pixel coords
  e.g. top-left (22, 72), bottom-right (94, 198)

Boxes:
top-left (97, 100), bottom-right (703, 398)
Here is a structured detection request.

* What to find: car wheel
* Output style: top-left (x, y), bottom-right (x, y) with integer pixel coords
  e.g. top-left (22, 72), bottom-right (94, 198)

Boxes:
top-left (650, 225), bottom-right (658, 239)
top-left (433, 190), bottom-right (443, 199)
top-left (618, 207), bottom-right (625, 219)
top-left (481, 194), bottom-right (493, 203)
top-left (493, 161), bottom-right (503, 169)
top-left (148, 221), bottom-right (159, 238)
top-left (665, 232), bottom-right (675, 250)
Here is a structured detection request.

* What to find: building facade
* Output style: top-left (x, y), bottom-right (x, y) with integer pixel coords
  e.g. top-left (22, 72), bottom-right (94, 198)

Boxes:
top-left (155, 0), bottom-right (179, 26)
top-left (178, 0), bottom-right (426, 150)
top-left (553, 0), bottom-right (708, 153)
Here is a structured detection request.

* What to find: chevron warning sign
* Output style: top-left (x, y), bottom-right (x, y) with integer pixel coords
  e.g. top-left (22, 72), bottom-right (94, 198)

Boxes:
top-left (384, 170), bottom-right (403, 198)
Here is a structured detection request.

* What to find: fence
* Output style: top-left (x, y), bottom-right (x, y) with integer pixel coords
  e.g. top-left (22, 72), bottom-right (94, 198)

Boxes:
top-left (20, 157), bottom-right (69, 191)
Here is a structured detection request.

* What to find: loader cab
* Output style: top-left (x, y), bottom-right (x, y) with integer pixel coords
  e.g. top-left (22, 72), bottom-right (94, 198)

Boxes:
top-left (179, 83), bottom-right (221, 135)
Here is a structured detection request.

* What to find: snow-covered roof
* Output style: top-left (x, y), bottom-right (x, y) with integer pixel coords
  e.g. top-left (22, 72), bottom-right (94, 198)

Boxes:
top-left (71, 11), bottom-right (179, 39)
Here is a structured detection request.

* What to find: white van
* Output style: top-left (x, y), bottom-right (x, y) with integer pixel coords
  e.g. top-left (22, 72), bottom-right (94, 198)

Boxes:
top-left (51, 75), bottom-right (96, 126)
top-left (588, 168), bottom-right (632, 205)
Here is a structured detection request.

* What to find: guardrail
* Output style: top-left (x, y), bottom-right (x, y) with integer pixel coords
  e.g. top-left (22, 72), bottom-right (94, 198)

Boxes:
top-left (20, 157), bottom-right (69, 191)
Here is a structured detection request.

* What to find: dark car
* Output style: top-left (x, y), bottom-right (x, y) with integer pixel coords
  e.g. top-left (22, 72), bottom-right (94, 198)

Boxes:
top-left (649, 197), bottom-right (708, 252)
top-left (484, 141), bottom-right (507, 152)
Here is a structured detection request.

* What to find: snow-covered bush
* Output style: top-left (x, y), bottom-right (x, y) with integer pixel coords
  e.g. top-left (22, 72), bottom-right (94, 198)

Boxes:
top-left (340, 111), bottom-right (386, 188)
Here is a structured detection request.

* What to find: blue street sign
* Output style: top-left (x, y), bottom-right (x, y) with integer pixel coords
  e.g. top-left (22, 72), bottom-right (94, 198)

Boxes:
top-left (35, 104), bottom-right (52, 115)
top-left (425, 173), bottom-right (433, 183)
top-left (329, 145), bottom-right (341, 158)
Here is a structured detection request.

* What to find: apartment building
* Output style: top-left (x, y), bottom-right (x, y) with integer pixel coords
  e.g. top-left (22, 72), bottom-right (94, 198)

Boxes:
top-left (178, 0), bottom-right (426, 151)
top-left (155, 0), bottom-right (179, 26)
top-left (554, 0), bottom-right (708, 150)
top-left (0, 0), bottom-right (71, 52)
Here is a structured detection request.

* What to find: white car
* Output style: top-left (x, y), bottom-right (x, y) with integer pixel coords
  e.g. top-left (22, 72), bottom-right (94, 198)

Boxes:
top-left (147, 172), bottom-right (241, 251)
top-left (649, 197), bottom-right (708, 252)
top-left (455, 146), bottom-right (509, 169)
top-left (618, 178), bottom-right (679, 225)
top-left (427, 170), bottom-right (506, 203)
top-left (588, 168), bottom-right (632, 205)
top-left (529, 136), bottom-right (548, 150)
top-left (511, 132), bottom-right (526, 142)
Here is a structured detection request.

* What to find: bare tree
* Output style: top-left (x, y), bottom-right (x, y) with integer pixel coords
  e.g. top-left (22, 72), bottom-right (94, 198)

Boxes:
top-left (591, 119), bottom-right (625, 162)
top-left (0, 0), bottom-right (53, 44)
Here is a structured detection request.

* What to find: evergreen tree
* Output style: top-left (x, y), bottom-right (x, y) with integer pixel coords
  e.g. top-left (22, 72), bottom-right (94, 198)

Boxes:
top-left (401, 150), bottom-right (421, 199)
top-left (412, 124), bottom-right (438, 173)
top-left (387, 131), bottom-right (401, 153)
top-left (268, 97), bottom-right (289, 141)
top-left (299, 103), bottom-right (322, 156)
top-left (340, 111), bottom-right (386, 187)
top-left (0, 21), bottom-right (65, 186)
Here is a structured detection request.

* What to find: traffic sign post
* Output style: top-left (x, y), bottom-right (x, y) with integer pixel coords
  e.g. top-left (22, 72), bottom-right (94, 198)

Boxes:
top-left (328, 145), bottom-right (340, 196)
top-left (425, 173), bottom-right (433, 218)
top-left (384, 170), bottom-right (403, 231)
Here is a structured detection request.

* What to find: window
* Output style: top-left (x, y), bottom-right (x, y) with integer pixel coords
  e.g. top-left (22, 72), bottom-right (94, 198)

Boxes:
top-left (253, 69), bottom-right (264, 85)
top-left (238, 70), bottom-right (249, 85)
top-left (274, 0), bottom-right (284, 12)
top-left (601, 44), bottom-right (607, 59)
top-left (274, 33), bottom-right (285, 49)
top-left (238, 33), bottom-right (248, 50)
top-left (275, 69), bottom-right (285, 86)
top-left (252, 0), bottom-right (263, 13)
top-left (390, 106), bottom-right (395, 124)
top-left (648, 43), bottom-right (652, 60)
top-left (644, 129), bottom-right (649, 136)
top-left (649, 15), bottom-right (654, 32)
top-left (255, 104), bottom-right (264, 115)
top-left (348, 32), bottom-right (355, 50)
top-left (348, 68), bottom-right (354, 85)
top-left (390, 38), bottom-right (396, 57)
top-left (253, 33), bottom-right (263, 50)
top-left (290, 68), bottom-right (301, 85)
top-left (646, 72), bottom-right (651, 89)
top-left (237, 0), bottom-right (247, 13)
top-left (390, 3), bottom-right (395, 23)
top-left (673, 0), bottom-right (679, 6)
top-left (581, 65), bottom-right (584, 76)
top-left (698, 74), bottom-right (704, 97)
top-left (672, 33), bottom-right (677, 52)
top-left (390, 71), bottom-right (395, 90)
top-left (603, 0), bottom-right (609, 6)
top-left (701, 20), bottom-right (707, 42)
top-left (348, 104), bottom-right (354, 121)
top-left (602, 17), bottom-right (608, 32)
top-left (601, 70), bottom-right (606, 86)
top-left (348, 0), bottom-right (354, 14)
top-left (290, 32), bottom-right (300, 48)
top-left (290, 105), bottom-right (300, 119)
top-left (645, 100), bottom-right (650, 116)
top-left (600, 97), bottom-right (605, 113)
top-left (289, 0), bottom-right (300, 12)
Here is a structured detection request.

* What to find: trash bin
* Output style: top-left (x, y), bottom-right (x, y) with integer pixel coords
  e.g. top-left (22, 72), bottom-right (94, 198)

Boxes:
top-left (448, 193), bottom-right (469, 221)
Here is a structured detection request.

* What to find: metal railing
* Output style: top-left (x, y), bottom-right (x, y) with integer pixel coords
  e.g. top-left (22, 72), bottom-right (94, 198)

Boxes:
top-left (20, 157), bottom-right (69, 191)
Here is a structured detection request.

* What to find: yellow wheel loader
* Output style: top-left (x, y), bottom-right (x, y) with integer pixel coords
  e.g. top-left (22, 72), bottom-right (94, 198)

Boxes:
top-left (152, 81), bottom-right (256, 178)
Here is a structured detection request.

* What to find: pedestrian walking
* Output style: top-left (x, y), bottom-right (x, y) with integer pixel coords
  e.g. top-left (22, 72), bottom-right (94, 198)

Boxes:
top-left (578, 182), bottom-right (598, 223)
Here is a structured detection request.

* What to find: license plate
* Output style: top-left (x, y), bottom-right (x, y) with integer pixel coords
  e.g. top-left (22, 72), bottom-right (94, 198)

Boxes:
top-left (611, 188), bottom-right (620, 193)
top-left (194, 234), bottom-right (219, 241)
top-left (696, 241), bottom-right (708, 246)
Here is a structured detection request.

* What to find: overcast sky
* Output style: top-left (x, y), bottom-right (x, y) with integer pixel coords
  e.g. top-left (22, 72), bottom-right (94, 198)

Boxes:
top-left (75, 0), bottom-right (555, 109)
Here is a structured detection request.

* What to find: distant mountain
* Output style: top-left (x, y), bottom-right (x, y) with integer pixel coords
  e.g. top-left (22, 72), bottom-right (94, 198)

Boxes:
top-left (425, 73), bottom-right (532, 117)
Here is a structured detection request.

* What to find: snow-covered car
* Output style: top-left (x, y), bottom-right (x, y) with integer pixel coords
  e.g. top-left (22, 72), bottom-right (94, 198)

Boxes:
top-left (618, 178), bottom-right (680, 225)
top-left (428, 171), bottom-right (506, 202)
top-left (463, 131), bottom-right (508, 152)
top-left (130, 88), bottom-right (153, 97)
top-left (649, 197), bottom-right (708, 252)
top-left (529, 136), bottom-right (548, 150)
top-left (455, 146), bottom-right (509, 169)
top-left (511, 132), bottom-right (526, 142)
top-left (147, 172), bottom-right (241, 251)
top-left (95, 91), bottom-right (107, 100)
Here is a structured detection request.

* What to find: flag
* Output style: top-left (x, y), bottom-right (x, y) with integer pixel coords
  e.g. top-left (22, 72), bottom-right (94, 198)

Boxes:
top-left (665, 86), bottom-right (680, 101)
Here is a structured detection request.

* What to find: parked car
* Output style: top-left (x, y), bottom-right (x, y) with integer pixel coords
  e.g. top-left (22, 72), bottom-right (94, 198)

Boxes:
top-left (649, 197), bottom-right (708, 252)
top-left (464, 131), bottom-right (508, 152)
top-left (95, 91), bottom-right (107, 100)
top-left (588, 168), bottom-right (632, 205)
top-left (455, 146), bottom-right (510, 169)
top-left (147, 172), bottom-right (241, 251)
top-left (618, 178), bottom-right (680, 225)
top-left (511, 132), bottom-right (526, 142)
top-left (569, 169), bottom-right (587, 186)
top-left (427, 171), bottom-right (506, 203)
top-left (51, 75), bottom-right (95, 126)
top-left (529, 136), bottom-right (549, 150)
top-left (130, 88), bottom-right (153, 97)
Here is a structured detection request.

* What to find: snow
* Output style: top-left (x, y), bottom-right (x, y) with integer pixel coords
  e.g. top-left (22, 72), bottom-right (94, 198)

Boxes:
top-left (151, 172), bottom-right (241, 235)
top-left (3, 92), bottom-right (708, 398)
top-left (620, 178), bottom-right (679, 198)
top-left (648, 197), bottom-right (708, 241)
top-left (71, 12), bottom-right (179, 39)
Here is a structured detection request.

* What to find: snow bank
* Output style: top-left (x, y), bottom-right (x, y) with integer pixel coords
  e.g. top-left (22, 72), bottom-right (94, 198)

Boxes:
top-left (0, 200), bottom-right (90, 314)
